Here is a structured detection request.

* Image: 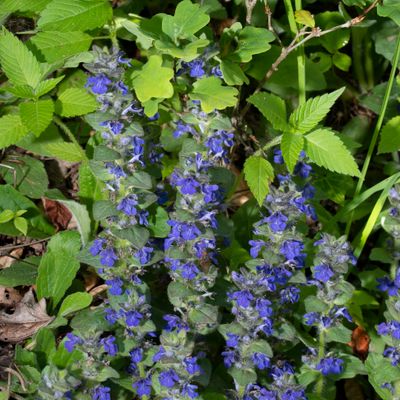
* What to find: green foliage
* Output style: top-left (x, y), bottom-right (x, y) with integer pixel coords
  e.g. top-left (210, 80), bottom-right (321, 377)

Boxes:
top-left (378, 116), bottom-right (400, 153)
top-left (378, 0), bottom-right (400, 26)
top-left (56, 88), bottom-right (98, 117)
top-left (0, 114), bottom-right (29, 149)
top-left (243, 155), bottom-right (274, 206)
top-left (281, 132), bottom-right (304, 173)
top-left (20, 99), bottom-right (54, 137)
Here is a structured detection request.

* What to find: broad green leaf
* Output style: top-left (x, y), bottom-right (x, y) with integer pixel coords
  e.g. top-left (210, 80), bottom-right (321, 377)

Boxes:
top-left (14, 217), bottom-right (28, 235)
top-left (295, 10), bottom-right (315, 28)
top-left (56, 88), bottom-right (98, 117)
top-left (1, 155), bottom-right (49, 199)
top-left (248, 92), bottom-right (287, 131)
top-left (121, 20), bottom-right (154, 50)
top-left (315, 12), bottom-right (350, 53)
top-left (229, 26), bottom-right (274, 63)
top-left (304, 129), bottom-right (360, 176)
top-left (0, 29), bottom-right (42, 88)
top-left (332, 51), bottom-right (352, 72)
top-left (0, 185), bottom-right (54, 238)
top-left (154, 38), bottom-right (209, 62)
top-left (78, 162), bottom-right (106, 213)
top-left (131, 55), bottom-right (174, 102)
top-left (0, 209), bottom-right (14, 223)
top-left (378, 116), bottom-right (400, 154)
top-left (229, 367), bottom-right (257, 387)
top-left (220, 59), bottom-right (249, 85)
top-left (281, 132), bottom-right (304, 173)
top-left (289, 88), bottom-right (345, 134)
top-left (46, 142), bottom-right (85, 162)
top-left (30, 31), bottom-right (92, 63)
top-left (190, 77), bottom-right (238, 113)
top-left (36, 231), bottom-right (81, 305)
top-left (162, 0), bottom-right (210, 40)
top-left (20, 99), bottom-right (54, 137)
top-left (378, 0), bottom-right (400, 26)
top-left (7, 76), bottom-right (64, 99)
top-left (45, 190), bottom-right (91, 245)
top-left (0, 257), bottom-right (38, 287)
top-left (148, 206), bottom-right (171, 238)
top-left (0, 114), bottom-right (29, 149)
top-left (38, 0), bottom-right (112, 32)
top-left (58, 292), bottom-right (92, 316)
top-left (243, 155), bottom-right (274, 206)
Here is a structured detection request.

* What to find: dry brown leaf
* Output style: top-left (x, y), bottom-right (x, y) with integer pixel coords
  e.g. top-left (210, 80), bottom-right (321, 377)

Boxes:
top-left (0, 248), bottom-right (23, 269)
top-left (347, 325), bottom-right (370, 361)
top-left (0, 289), bottom-right (53, 343)
top-left (42, 198), bottom-right (72, 231)
top-left (0, 287), bottom-right (23, 308)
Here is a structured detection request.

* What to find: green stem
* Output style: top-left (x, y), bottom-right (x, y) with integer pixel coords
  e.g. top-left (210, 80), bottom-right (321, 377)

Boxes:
top-left (345, 32), bottom-right (400, 236)
top-left (352, 28), bottom-right (367, 92)
top-left (294, 0), bottom-right (306, 105)
top-left (53, 116), bottom-right (88, 162)
top-left (316, 329), bottom-right (325, 396)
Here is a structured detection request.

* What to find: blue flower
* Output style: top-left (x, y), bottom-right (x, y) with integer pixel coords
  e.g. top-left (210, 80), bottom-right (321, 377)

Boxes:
top-left (133, 377), bottom-right (152, 398)
top-left (252, 352), bottom-right (270, 369)
top-left (377, 321), bottom-right (400, 340)
top-left (230, 290), bottom-right (254, 308)
top-left (64, 333), bottom-right (83, 353)
top-left (125, 310), bottom-right (143, 327)
top-left (249, 240), bottom-right (267, 258)
top-left (266, 212), bottom-right (288, 232)
top-left (159, 369), bottom-right (180, 388)
top-left (163, 314), bottom-right (189, 332)
top-left (255, 298), bottom-right (273, 318)
top-left (279, 240), bottom-right (304, 261)
top-left (153, 346), bottom-right (167, 362)
top-left (181, 262), bottom-right (200, 280)
top-left (86, 74), bottom-right (111, 94)
top-left (104, 307), bottom-right (119, 324)
top-left (100, 120), bottom-right (124, 135)
top-left (130, 348), bottom-right (143, 363)
top-left (99, 247), bottom-right (118, 267)
top-left (184, 356), bottom-right (201, 374)
top-left (304, 312), bottom-right (320, 326)
top-left (187, 59), bottom-right (205, 78)
top-left (173, 121), bottom-right (194, 138)
top-left (105, 277), bottom-right (124, 295)
top-left (116, 81), bottom-right (128, 95)
top-left (294, 161), bottom-right (312, 178)
top-left (117, 195), bottom-right (138, 216)
top-left (100, 336), bottom-right (118, 356)
top-left (280, 286), bottom-right (300, 303)
top-left (281, 389), bottom-right (307, 400)
top-left (226, 333), bottom-right (240, 347)
top-left (202, 184), bottom-right (220, 203)
top-left (135, 246), bottom-right (153, 264)
top-left (333, 306), bottom-right (352, 323)
top-left (273, 149), bottom-right (284, 164)
top-left (211, 66), bottom-right (223, 77)
top-left (181, 383), bottom-right (199, 398)
top-left (313, 264), bottom-right (334, 283)
top-left (90, 238), bottom-right (106, 256)
top-left (316, 357), bottom-right (344, 375)
top-left (383, 346), bottom-right (400, 366)
top-left (92, 385), bottom-right (111, 400)
top-left (222, 349), bottom-right (236, 367)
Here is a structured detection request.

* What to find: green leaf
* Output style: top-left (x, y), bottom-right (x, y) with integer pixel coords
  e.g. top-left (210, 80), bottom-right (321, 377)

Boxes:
top-left (0, 29), bottom-right (42, 88)
top-left (38, 0), bottom-right (112, 32)
top-left (154, 38), bottom-right (209, 62)
top-left (243, 155), bottom-right (274, 206)
top-left (46, 142), bottom-right (85, 162)
top-left (281, 132), bottom-right (304, 173)
top-left (30, 31), bottom-right (92, 63)
top-left (14, 217), bottom-right (28, 235)
top-left (289, 88), bottom-right (345, 134)
top-left (45, 190), bottom-right (91, 245)
top-left (188, 304), bottom-right (219, 334)
top-left (8, 76), bottom-right (65, 99)
top-left (247, 92), bottom-right (287, 131)
top-left (305, 129), bottom-right (360, 176)
top-left (58, 292), bottom-right (92, 316)
top-left (0, 257), bottom-right (38, 287)
top-left (315, 12), bottom-right (350, 53)
top-left (220, 59), bottom-right (249, 85)
top-left (0, 209), bottom-right (14, 223)
top-left (131, 55), bottom-right (174, 102)
top-left (20, 99), bottom-right (54, 137)
top-left (56, 88), bottom-right (98, 117)
top-left (332, 51), bottom-right (352, 72)
top-left (378, 0), bottom-right (400, 26)
top-left (36, 231), bottom-right (81, 306)
top-left (190, 76), bottom-right (238, 113)
top-left (295, 10), bottom-right (315, 28)
top-left (0, 155), bottom-right (49, 199)
top-left (162, 0), bottom-right (210, 40)
top-left (229, 367), bottom-right (257, 387)
top-left (0, 114), bottom-right (29, 149)
top-left (229, 26), bottom-right (274, 63)
top-left (78, 162), bottom-right (106, 213)
top-left (148, 206), bottom-right (171, 238)
top-left (378, 116), bottom-right (400, 154)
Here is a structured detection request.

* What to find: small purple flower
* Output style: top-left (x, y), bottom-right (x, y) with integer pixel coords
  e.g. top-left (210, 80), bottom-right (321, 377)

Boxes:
top-left (86, 74), bottom-right (111, 94)
top-left (252, 352), bottom-right (270, 370)
top-left (279, 240), bottom-right (304, 261)
top-left (117, 195), bottom-right (138, 216)
top-left (184, 356), bottom-right (201, 374)
top-left (100, 336), bottom-right (118, 356)
top-left (181, 262), bottom-right (200, 280)
top-left (130, 348), bottom-right (143, 363)
top-left (281, 389), bottom-right (307, 400)
top-left (133, 377), bottom-right (152, 398)
top-left (116, 81), bottom-right (128, 95)
top-left (266, 212), bottom-right (288, 233)
top-left (280, 286), bottom-right (300, 303)
top-left (99, 247), bottom-right (118, 267)
top-left (377, 321), bottom-right (400, 340)
top-left (92, 385), bottom-right (111, 400)
top-left (134, 246), bottom-right (153, 264)
top-left (222, 349), bottom-right (236, 367)
top-left (100, 120), bottom-right (124, 135)
top-left (104, 307), bottom-right (119, 324)
top-left (163, 314), bottom-right (189, 332)
top-left (255, 298), bottom-right (273, 318)
top-left (187, 59), bottom-right (205, 78)
top-left (125, 310), bottom-right (143, 327)
top-left (249, 240), bottom-right (267, 258)
top-left (304, 312), bottom-right (320, 326)
top-left (333, 306), bottom-right (352, 323)
top-left (226, 333), bottom-right (239, 347)
top-left (316, 357), bottom-right (344, 375)
top-left (64, 333), bottom-right (83, 353)
top-left (273, 149), bottom-right (284, 164)
top-left (294, 161), bottom-right (312, 178)
top-left (384, 346), bottom-right (400, 366)
top-left (159, 369), bottom-right (180, 388)
top-left (105, 277), bottom-right (124, 295)
top-left (211, 66), bottom-right (223, 77)
top-left (230, 290), bottom-right (254, 308)
top-left (313, 264), bottom-right (334, 283)
top-left (173, 121), bottom-right (194, 138)
top-left (153, 346), bottom-right (167, 362)
top-left (90, 238), bottom-right (106, 256)
top-left (181, 383), bottom-right (199, 398)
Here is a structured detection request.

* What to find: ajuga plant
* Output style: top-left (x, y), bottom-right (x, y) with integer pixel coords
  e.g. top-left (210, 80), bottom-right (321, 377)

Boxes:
top-left (2, 1), bottom-right (400, 400)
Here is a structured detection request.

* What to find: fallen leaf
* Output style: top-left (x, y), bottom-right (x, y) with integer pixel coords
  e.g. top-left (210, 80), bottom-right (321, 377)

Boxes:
top-left (0, 288), bottom-right (53, 343)
top-left (0, 248), bottom-right (23, 269)
top-left (347, 325), bottom-right (370, 361)
top-left (0, 286), bottom-right (22, 307)
top-left (42, 197), bottom-right (72, 231)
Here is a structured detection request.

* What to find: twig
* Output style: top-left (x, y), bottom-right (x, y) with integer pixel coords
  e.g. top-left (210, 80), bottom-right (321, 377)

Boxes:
top-left (245, 0), bottom-right (258, 24)
top-left (238, 0), bottom-right (380, 122)
top-left (264, 1), bottom-right (282, 46)
top-left (5, 367), bottom-right (27, 392)
top-left (0, 238), bottom-right (50, 254)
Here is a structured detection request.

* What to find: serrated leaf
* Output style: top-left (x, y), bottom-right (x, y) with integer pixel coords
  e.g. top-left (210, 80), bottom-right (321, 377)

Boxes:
top-left (281, 132), bottom-right (304, 173)
top-left (378, 116), bottom-right (400, 154)
top-left (220, 59), bottom-right (249, 85)
top-left (0, 29), bottom-right (42, 88)
top-left (35, 76), bottom-right (65, 97)
top-left (30, 31), bottom-right (92, 63)
top-left (36, 231), bottom-right (81, 306)
top-left (295, 10), bottom-right (315, 28)
top-left (131, 55), bottom-right (174, 102)
top-left (289, 88), bottom-right (345, 134)
top-left (8, 76), bottom-right (65, 99)
top-left (248, 92), bottom-right (287, 131)
top-left (378, 0), bottom-right (400, 26)
top-left (162, 0), bottom-right (210, 41)
top-left (20, 99), bottom-right (54, 137)
top-left (56, 88), bottom-right (98, 117)
top-left (190, 76), bottom-right (238, 113)
top-left (38, 0), bottom-right (112, 32)
top-left (0, 114), bottom-right (29, 149)
top-left (244, 155), bottom-right (274, 206)
top-left (305, 129), bottom-right (360, 176)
